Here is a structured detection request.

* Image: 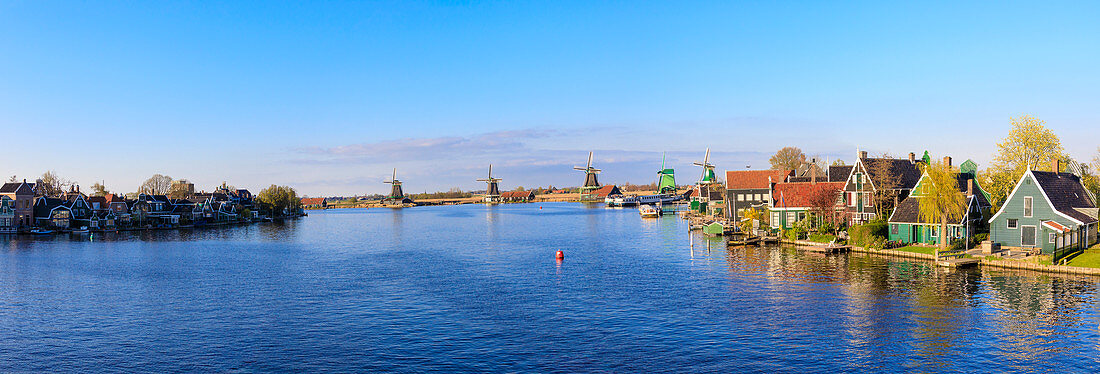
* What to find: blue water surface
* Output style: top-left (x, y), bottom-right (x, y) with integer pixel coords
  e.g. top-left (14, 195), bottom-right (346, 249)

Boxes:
top-left (0, 203), bottom-right (1097, 373)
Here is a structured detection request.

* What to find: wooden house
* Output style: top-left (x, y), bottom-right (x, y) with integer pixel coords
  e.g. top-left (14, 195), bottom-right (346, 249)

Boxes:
top-left (0, 180), bottom-right (36, 228)
top-left (724, 169), bottom-right (793, 221)
top-left (501, 190), bottom-right (535, 203)
top-left (769, 181), bottom-right (845, 230)
top-left (887, 161), bottom-right (992, 245)
top-left (988, 161), bottom-right (1099, 254)
top-left (841, 151), bottom-right (925, 225)
top-left (33, 197), bottom-right (72, 229)
top-left (301, 197), bottom-right (328, 208)
top-left (593, 185), bottom-right (623, 200)
top-left (0, 196), bottom-right (15, 233)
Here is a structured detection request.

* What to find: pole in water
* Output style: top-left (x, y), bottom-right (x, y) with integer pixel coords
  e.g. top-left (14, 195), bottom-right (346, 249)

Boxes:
top-left (556, 250), bottom-right (564, 260)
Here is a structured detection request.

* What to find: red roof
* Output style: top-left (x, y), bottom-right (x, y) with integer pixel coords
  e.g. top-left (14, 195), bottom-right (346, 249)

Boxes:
top-left (301, 198), bottom-right (326, 205)
top-left (593, 185), bottom-right (622, 198)
top-left (771, 182), bottom-right (844, 208)
top-left (725, 170), bottom-right (793, 190)
top-left (500, 191), bottom-right (534, 198)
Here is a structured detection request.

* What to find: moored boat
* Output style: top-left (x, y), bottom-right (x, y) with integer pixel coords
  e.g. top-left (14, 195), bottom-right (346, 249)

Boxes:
top-left (639, 205), bottom-right (660, 218)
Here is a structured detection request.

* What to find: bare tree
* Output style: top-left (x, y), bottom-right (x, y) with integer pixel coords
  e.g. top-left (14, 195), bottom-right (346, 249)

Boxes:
top-left (7, 175), bottom-right (16, 183)
top-left (37, 171), bottom-right (72, 196)
top-left (140, 174), bottom-right (174, 195)
top-left (865, 153), bottom-right (902, 219)
top-left (90, 182), bottom-right (109, 197)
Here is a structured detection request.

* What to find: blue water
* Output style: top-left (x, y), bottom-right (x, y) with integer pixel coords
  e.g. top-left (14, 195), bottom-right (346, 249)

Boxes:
top-left (1, 203), bottom-right (1098, 373)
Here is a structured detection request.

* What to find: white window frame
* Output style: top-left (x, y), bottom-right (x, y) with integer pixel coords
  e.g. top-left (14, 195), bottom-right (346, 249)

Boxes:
top-left (1007, 219), bottom-right (1018, 229)
top-left (1023, 196), bottom-right (1033, 218)
top-left (1049, 232), bottom-right (1056, 244)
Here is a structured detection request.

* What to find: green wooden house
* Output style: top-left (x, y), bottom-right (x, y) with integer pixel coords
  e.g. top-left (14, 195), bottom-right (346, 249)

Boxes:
top-left (988, 167), bottom-right (1098, 254)
top-left (887, 159), bottom-right (991, 245)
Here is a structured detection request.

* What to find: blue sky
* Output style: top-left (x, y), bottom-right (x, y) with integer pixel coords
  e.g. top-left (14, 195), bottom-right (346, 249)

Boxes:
top-left (1, 1), bottom-right (1098, 196)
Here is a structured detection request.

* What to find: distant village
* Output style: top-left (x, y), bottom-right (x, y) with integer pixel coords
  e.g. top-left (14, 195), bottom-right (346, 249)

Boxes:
top-left (299, 116), bottom-right (1100, 266)
top-left (0, 177), bottom-right (303, 234)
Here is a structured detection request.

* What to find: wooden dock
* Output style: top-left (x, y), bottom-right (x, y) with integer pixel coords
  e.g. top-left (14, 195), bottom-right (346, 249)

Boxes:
top-left (726, 237), bottom-right (761, 246)
top-left (804, 245), bottom-right (851, 254)
top-left (936, 257), bottom-right (980, 268)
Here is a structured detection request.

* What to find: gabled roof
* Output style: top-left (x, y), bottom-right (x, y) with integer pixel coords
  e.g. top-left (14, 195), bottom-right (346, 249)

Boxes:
top-left (771, 182), bottom-right (844, 208)
top-left (891, 171), bottom-right (991, 224)
top-left (500, 190), bottom-right (535, 198)
top-left (593, 185), bottom-right (622, 198)
top-left (1032, 171), bottom-right (1098, 224)
top-left (858, 157), bottom-right (923, 190)
top-left (725, 170), bottom-right (792, 190)
top-left (0, 182), bottom-right (35, 194)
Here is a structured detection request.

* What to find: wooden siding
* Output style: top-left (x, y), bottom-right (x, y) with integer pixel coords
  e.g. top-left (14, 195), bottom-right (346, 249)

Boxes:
top-left (990, 173), bottom-right (1080, 254)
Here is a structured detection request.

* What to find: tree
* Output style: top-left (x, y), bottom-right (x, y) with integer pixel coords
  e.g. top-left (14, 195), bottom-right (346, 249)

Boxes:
top-left (258, 185), bottom-right (301, 217)
top-left (37, 171), bottom-right (71, 196)
top-left (983, 115), bottom-right (1064, 210)
top-left (831, 159), bottom-right (847, 166)
top-left (807, 184), bottom-right (842, 230)
top-left (866, 153), bottom-right (901, 219)
top-left (7, 175), bottom-right (16, 183)
top-left (769, 147), bottom-right (806, 170)
top-left (139, 174), bottom-right (173, 195)
top-left (918, 161), bottom-right (967, 259)
top-left (167, 180), bottom-right (193, 199)
top-left (90, 182), bottom-right (109, 197)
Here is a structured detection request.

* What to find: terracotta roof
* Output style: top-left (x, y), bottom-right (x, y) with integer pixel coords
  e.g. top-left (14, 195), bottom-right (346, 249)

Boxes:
top-left (725, 170), bottom-right (792, 190)
top-left (1042, 220), bottom-right (1070, 233)
top-left (593, 185), bottom-right (622, 198)
top-left (1032, 171), bottom-right (1098, 224)
top-left (301, 198), bottom-right (326, 205)
top-left (771, 182), bottom-right (844, 208)
top-left (501, 191), bottom-right (534, 198)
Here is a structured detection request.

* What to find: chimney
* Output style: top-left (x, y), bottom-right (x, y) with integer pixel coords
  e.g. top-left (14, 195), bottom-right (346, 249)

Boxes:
top-left (967, 179), bottom-right (973, 197)
top-left (909, 152), bottom-right (915, 163)
top-left (1052, 158), bottom-right (1060, 173)
top-left (943, 156), bottom-right (952, 167)
top-left (811, 166), bottom-right (817, 184)
top-left (859, 150), bottom-right (868, 159)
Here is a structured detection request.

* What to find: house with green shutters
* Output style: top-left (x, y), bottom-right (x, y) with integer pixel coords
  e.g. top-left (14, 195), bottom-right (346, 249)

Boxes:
top-left (887, 158), bottom-right (991, 245)
top-left (842, 150), bottom-right (925, 225)
top-left (988, 165), bottom-right (1098, 254)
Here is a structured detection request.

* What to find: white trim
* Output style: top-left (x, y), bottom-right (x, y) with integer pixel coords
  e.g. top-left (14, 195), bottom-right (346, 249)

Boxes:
top-left (988, 170), bottom-right (1084, 226)
top-left (1021, 225), bottom-right (1038, 247)
top-left (1007, 218), bottom-right (1019, 229)
top-left (1023, 196), bottom-right (1033, 218)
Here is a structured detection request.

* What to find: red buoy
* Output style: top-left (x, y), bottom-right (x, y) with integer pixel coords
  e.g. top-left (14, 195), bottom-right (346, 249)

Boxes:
top-left (555, 250), bottom-right (564, 260)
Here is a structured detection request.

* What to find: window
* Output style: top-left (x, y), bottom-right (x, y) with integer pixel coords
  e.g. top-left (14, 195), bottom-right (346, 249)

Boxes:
top-left (1049, 233), bottom-right (1056, 244)
top-left (737, 194), bottom-right (745, 202)
top-left (891, 224), bottom-right (899, 235)
top-left (864, 193), bottom-right (873, 207)
top-left (771, 213), bottom-right (779, 228)
top-left (1023, 197), bottom-right (1033, 217)
top-left (755, 194), bottom-right (763, 201)
top-left (1008, 219), bottom-right (1018, 229)
top-left (786, 212), bottom-right (797, 223)
top-left (848, 192), bottom-right (856, 207)
top-left (1022, 226), bottom-right (1037, 246)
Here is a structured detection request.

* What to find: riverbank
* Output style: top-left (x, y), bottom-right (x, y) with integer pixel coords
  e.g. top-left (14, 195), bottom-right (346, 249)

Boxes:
top-left (783, 238), bottom-right (1100, 277)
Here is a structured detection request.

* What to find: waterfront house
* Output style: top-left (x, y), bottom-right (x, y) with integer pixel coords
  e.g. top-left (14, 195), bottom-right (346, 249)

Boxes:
top-left (171, 199), bottom-right (197, 225)
top-left (769, 180), bottom-right (845, 230)
top-left (86, 195), bottom-right (108, 212)
top-left (33, 197), bottom-right (72, 229)
top-left (92, 210), bottom-right (117, 230)
top-left (501, 190), bottom-right (535, 203)
top-left (105, 194), bottom-right (131, 225)
top-left (63, 190), bottom-right (94, 228)
top-left (725, 169), bottom-right (793, 222)
top-left (988, 161), bottom-right (1099, 254)
top-left (593, 185), bottom-right (623, 200)
top-left (842, 151), bottom-right (925, 225)
top-left (301, 198), bottom-right (327, 208)
top-left (131, 194), bottom-right (179, 226)
top-left (887, 160), bottom-right (992, 245)
top-left (0, 180), bottom-right (36, 228)
top-left (0, 196), bottom-right (15, 233)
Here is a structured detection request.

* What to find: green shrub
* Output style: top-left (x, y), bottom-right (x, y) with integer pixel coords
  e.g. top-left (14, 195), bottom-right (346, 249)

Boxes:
top-left (786, 227), bottom-right (806, 241)
top-left (817, 220), bottom-right (835, 234)
top-left (809, 233), bottom-right (837, 243)
top-left (849, 220), bottom-right (888, 249)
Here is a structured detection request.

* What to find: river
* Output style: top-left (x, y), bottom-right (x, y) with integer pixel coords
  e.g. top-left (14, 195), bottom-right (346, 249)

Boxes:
top-left (1, 202), bottom-right (1097, 372)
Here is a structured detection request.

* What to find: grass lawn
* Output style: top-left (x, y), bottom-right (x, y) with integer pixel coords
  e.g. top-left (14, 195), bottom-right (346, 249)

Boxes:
top-left (893, 245), bottom-right (936, 255)
top-left (808, 234), bottom-right (836, 243)
top-left (1065, 248), bottom-right (1100, 268)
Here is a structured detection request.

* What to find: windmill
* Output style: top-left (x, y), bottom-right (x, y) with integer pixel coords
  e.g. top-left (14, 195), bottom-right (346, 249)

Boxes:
top-left (477, 164), bottom-right (502, 202)
top-left (382, 168), bottom-right (408, 205)
top-left (692, 148), bottom-right (719, 200)
top-left (574, 151), bottom-right (602, 198)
